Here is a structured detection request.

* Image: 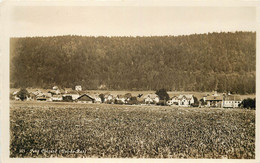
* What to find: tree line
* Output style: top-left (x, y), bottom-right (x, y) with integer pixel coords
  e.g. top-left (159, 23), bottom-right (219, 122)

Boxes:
top-left (10, 31), bottom-right (256, 94)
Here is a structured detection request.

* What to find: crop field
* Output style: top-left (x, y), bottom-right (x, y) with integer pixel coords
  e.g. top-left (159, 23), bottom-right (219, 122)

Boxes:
top-left (10, 101), bottom-right (255, 158)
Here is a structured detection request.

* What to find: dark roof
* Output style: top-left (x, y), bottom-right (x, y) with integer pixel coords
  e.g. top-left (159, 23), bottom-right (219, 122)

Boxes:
top-left (206, 96), bottom-right (223, 101)
top-left (224, 95), bottom-right (242, 101)
top-left (77, 94), bottom-right (94, 101)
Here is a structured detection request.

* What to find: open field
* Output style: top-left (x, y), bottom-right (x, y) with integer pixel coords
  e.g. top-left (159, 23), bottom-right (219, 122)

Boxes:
top-left (10, 101), bottom-right (255, 158)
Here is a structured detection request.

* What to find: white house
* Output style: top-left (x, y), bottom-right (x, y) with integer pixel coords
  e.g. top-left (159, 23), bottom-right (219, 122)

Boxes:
top-left (167, 96), bottom-right (179, 106)
top-left (104, 94), bottom-right (114, 103)
top-left (167, 95), bottom-right (194, 107)
top-left (223, 95), bottom-right (242, 108)
top-left (75, 85), bottom-right (82, 91)
top-left (143, 94), bottom-right (159, 104)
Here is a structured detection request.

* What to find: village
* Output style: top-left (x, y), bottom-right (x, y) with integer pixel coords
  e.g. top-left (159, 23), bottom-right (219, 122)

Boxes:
top-left (10, 85), bottom-right (245, 108)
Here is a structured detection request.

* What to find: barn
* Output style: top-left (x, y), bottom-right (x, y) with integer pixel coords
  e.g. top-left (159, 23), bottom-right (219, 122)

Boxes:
top-left (76, 94), bottom-right (94, 103)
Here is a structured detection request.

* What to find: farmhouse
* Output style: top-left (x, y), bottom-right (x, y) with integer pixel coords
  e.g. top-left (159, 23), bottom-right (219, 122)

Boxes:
top-left (223, 95), bottom-right (242, 108)
top-left (205, 95), bottom-right (223, 107)
top-left (76, 94), bottom-right (94, 103)
top-left (143, 94), bottom-right (159, 104)
top-left (167, 95), bottom-right (194, 106)
top-left (104, 94), bottom-right (114, 104)
top-left (178, 95), bottom-right (194, 107)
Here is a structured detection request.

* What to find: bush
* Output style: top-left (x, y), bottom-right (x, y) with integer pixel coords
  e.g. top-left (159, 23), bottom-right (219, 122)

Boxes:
top-left (155, 88), bottom-right (170, 101)
top-left (191, 96), bottom-right (199, 107)
top-left (240, 98), bottom-right (256, 109)
top-left (16, 88), bottom-right (29, 101)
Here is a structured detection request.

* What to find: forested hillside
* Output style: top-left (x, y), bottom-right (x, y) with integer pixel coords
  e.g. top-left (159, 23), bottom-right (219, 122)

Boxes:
top-left (10, 31), bottom-right (256, 94)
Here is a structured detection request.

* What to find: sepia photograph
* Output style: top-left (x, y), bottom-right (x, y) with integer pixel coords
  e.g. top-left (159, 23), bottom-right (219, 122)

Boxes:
top-left (1, 1), bottom-right (259, 162)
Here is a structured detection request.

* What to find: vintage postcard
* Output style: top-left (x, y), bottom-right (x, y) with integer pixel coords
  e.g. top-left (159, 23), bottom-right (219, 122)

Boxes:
top-left (0, 0), bottom-right (259, 163)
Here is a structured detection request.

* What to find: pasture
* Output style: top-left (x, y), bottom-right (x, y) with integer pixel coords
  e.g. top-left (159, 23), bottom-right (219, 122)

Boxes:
top-left (10, 101), bottom-right (255, 158)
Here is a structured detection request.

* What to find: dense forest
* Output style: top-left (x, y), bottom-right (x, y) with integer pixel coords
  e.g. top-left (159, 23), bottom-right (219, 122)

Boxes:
top-left (10, 31), bottom-right (256, 94)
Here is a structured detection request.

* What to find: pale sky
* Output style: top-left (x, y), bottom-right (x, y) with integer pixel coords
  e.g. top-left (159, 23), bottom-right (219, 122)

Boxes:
top-left (9, 6), bottom-right (256, 37)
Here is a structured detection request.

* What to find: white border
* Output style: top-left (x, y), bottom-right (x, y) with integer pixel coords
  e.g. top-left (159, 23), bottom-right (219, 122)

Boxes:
top-left (1, 1), bottom-right (259, 163)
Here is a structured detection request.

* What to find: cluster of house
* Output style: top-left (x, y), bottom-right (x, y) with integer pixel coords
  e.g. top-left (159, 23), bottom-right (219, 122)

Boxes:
top-left (11, 86), bottom-right (243, 108)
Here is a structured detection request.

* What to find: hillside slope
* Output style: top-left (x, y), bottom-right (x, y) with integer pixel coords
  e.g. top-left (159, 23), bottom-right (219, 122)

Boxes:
top-left (10, 31), bottom-right (256, 94)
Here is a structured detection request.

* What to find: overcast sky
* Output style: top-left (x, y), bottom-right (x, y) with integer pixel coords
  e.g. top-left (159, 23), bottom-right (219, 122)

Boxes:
top-left (9, 6), bottom-right (256, 37)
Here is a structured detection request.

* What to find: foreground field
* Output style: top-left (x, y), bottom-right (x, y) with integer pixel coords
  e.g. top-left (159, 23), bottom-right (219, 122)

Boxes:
top-left (10, 101), bottom-right (255, 158)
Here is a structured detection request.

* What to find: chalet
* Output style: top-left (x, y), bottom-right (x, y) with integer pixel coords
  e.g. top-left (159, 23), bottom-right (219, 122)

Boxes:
top-left (143, 94), bottom-right (159, 104)
top-left (223, 95), bottom-right (242, 108)
top-left (104, 94), bottom-right (114, 103)
top-left (205, 95), bottom-right (223, 107)
top-left (166, 96), bottom-right (179, 106)
top-left (76, 94), bottom-right (94, 103)
top-left (178, 95), bottom-right (194, 107)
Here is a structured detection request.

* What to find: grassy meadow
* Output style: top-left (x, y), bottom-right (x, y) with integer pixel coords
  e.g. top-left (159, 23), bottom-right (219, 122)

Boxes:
top-left (10, 101), bottom-right (255, 158)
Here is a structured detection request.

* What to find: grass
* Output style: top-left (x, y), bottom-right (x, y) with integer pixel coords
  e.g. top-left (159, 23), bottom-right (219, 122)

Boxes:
top-left (10, 101), bottom-right (255, 158)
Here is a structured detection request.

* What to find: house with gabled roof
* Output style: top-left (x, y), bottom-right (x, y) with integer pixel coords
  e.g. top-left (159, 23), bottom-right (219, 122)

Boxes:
top-left (143, 94), bottom-right (159, 104)
top-left (205, 95), bottom-right (223, 108)
top-left (104, 94), bottom-right (114, 104)
top-left (166, 96), bottom-right (179, 106)
top-left (76, 94), bottom-right (94, 103)
top-left (223, 95), bottom-right (242, 108)
top-left (178, 95), bottom-right (194, 107)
